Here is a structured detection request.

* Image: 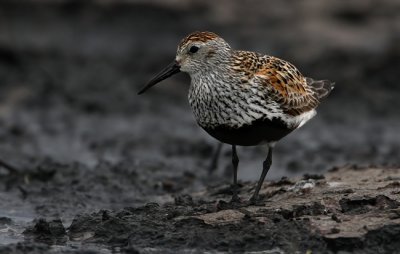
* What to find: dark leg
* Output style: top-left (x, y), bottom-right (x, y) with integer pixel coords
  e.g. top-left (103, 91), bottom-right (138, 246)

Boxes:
top-left (250, 147), bottom-right (273, 203)
top-left (0, 158), bottom-right (19, 174)
top-left (231, 145), bottom-right (240, 202)
top-left (208, 143), bottom-right (222, 175)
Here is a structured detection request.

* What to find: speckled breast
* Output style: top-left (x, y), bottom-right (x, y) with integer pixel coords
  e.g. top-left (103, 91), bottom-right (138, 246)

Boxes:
top-left (188, 73), bottom-right (295, 146)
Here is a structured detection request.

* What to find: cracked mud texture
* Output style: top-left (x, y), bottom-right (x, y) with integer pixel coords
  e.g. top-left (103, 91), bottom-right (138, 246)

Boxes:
top-left (0, 0), bottom-right (400, 253)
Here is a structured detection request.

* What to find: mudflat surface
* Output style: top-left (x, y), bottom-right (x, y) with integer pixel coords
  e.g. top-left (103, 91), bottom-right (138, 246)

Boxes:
top-left (0, 0), bottom-right (399, 253)
top-left (2, 166), bottom-right (400, 253)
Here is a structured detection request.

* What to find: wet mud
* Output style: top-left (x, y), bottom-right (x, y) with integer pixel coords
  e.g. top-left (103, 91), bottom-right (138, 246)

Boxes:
top-left (3, 166), bottom-right (400, 253)
top-left (0, 0), bottom-right (400, 253)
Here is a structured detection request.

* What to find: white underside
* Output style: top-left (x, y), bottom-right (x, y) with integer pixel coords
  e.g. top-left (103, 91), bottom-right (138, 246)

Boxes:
top-left (286, 109), bottom-right (317, 129)
top-left (259, 110), bottom-right (316, 147)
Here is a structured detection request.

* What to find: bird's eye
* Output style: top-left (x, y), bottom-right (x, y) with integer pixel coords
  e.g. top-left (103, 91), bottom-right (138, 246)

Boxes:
top-left (189, 46), bottom-right (199, 53)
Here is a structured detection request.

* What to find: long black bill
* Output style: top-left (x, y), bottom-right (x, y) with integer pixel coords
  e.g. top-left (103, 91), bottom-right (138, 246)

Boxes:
top-left (137, 61), bottom-right (181, 95)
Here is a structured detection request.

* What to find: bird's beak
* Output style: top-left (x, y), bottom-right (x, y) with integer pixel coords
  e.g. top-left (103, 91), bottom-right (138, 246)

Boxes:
top-left (137, 60), bottom-right (181, 95)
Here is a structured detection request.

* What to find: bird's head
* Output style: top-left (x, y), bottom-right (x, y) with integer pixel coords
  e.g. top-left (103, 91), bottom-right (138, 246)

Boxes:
top-left (138, 31), bottom-right (231, 95)
top-left (176, 31), bottom-right (231, 74)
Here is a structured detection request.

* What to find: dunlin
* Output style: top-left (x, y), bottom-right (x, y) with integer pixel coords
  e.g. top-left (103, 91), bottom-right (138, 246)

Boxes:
top-left (139, 31), bottom-right (334, 203)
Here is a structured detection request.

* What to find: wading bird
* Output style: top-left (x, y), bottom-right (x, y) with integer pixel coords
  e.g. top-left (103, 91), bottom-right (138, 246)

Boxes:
top-left (138, 31), bottom-right (334, 203)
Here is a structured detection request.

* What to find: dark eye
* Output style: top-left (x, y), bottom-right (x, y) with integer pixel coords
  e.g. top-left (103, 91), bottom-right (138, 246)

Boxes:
top-left (189, 46), bottom-right (199, 53)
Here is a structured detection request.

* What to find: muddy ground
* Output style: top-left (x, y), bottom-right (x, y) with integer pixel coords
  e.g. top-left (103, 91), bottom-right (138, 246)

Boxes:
top-left (0, 0), bottom-right (399, 253)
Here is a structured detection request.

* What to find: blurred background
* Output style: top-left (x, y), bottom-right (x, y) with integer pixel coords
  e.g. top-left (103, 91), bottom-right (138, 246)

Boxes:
top-left (0, 0), bottom-right (399, 234)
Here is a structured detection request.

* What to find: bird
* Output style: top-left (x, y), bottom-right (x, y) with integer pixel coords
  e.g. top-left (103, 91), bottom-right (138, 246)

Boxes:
top-left (138, 31), bottom-right (334, 203)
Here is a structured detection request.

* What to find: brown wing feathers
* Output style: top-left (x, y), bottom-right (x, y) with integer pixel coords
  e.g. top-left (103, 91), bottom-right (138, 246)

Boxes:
top-left (253, 57), bottom-right (333, 116)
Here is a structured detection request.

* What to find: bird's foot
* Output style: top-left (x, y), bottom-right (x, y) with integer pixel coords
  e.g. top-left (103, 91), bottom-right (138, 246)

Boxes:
top-left (248, 195), bottom-right (266, 206)
top-left (217, 195), bottom-right (246, 210)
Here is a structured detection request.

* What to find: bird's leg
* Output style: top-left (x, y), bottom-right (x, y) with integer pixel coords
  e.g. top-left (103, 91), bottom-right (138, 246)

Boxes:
top-left (0, 158), bottom-right (19, 174)
top-left (231, 145), bottom-right (240, 202)
top-left (250, 147), bottom-right (273, 203)
top-left (207, 143), bottom-right (222, 175)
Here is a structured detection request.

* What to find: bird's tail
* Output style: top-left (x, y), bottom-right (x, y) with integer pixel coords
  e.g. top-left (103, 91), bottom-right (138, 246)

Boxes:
top-left (306, 78), bottom-right (335, 100)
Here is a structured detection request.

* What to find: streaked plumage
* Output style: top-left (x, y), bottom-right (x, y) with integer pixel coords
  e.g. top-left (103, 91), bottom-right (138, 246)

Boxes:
top-left (139, 31), bottom-right (334, 203)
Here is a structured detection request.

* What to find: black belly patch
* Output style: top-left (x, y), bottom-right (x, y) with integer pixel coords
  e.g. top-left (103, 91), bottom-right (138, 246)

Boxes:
top-left (202, 118), bottom-right (295, 146)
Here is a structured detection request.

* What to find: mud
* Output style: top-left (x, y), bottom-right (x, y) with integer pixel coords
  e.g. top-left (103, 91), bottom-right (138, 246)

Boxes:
top-left (0, 0), bottom-right (400, 253)
top-left (3, 166), bottom-right (400, 253)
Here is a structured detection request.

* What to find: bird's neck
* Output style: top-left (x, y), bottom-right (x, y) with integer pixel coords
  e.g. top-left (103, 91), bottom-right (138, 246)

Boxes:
top-left (190, 53), bottom-right (234, 89)
top-left (189, 62), bottom-right (233, 94)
